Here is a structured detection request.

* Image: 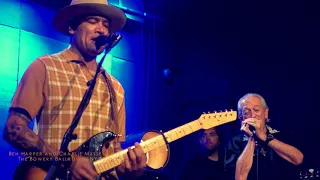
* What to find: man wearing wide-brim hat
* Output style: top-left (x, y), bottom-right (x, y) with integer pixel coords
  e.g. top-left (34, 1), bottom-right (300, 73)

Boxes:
top-left (4, 0), bottom-right (147, 180)
top-left (53, 0), bottom-right (127, 35)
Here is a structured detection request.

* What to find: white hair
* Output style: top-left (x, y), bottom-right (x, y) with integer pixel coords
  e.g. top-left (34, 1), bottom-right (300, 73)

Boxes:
top-left (237, 93), bottom-right (268, 117)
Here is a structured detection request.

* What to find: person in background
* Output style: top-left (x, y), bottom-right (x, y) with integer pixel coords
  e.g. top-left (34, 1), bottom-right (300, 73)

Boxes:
top-left (175, 127), bottom-right (226, 180)
top-left (225, 93), bottom-right (304, 180)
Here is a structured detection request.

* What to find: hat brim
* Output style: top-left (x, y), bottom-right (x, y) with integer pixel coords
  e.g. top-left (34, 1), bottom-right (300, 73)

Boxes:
top-left (52, 3), bottom-right (127, 35)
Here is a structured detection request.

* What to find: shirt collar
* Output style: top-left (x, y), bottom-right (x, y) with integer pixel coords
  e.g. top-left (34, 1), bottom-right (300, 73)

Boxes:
top-left (60, 47), bottom-right (106, 73)
top-left (242, 125), bottom-right (280, 141)
top-left (60, 47), bottom-right (84, 63)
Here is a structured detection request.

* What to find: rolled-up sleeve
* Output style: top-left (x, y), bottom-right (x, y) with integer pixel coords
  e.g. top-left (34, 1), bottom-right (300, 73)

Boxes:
top-left (10, 59), bottom-right (47, 120)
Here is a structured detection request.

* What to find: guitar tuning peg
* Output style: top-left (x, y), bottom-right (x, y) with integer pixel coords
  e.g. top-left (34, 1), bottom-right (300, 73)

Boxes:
top-left (225, 109), bottom-right (228, 112)
top-left (220, 110), bottom-right (222, 112)
top-left (214, 111), bottom-right (217, 113)
top-left (203, 112), bottom-right (206, 114)
top-left (208, 111), bottom-right (211, 113)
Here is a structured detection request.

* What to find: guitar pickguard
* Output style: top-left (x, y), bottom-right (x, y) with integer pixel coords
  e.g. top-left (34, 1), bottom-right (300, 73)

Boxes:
top-left (13, 131), bottom-right (117, 180)
top-left (75, 131), bottom-right (117, 160)
top-left (72, 131), bottom-right (117, 179)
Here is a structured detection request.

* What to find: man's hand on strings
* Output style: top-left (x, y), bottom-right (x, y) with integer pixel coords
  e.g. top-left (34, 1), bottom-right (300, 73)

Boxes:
top-left (117, 142), bottom-right (147, 179)
top-left (71, 156), bottom-right (98, 180)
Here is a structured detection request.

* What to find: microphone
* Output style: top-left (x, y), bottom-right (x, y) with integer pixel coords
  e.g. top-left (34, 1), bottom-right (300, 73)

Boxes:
top-left (249, 125), bottom-right (255, 132)
top-left (94, 33), bottom-right (122, 48)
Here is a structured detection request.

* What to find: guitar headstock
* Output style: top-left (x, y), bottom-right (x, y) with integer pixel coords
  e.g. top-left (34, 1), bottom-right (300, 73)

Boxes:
top-left (197, 110), bottom-right (237, 129)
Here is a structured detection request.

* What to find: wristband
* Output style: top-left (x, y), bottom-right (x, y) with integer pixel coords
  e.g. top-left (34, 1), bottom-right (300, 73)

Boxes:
top-left (264, 133), bottom-right (275, 148)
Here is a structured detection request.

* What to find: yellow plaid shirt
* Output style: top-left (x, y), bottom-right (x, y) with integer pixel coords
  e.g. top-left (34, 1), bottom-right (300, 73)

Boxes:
top-left (11, 48), bottom-right (126, 152)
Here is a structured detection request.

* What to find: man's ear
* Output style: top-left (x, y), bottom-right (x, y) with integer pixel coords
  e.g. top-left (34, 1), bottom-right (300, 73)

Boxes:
top-left (264, 108), bottom-right (269, 120)
top-left (238, 113), bottom-right (243, 121)
top-left (69, 26), bottom-right (75, 35)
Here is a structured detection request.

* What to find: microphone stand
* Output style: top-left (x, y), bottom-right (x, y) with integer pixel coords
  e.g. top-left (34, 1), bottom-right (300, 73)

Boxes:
top-left (249, 125), bottom-right (261, 180)
top-left (254, 139), bottom-right (259, 180)
top-left (44, 33), bottom-right (122, 180)
top-left (253, 132), bottom-right (264, 180)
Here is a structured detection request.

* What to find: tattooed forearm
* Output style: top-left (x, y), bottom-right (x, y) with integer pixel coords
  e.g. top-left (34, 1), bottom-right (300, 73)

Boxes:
top-left (3, 111), bottom-right (58, 155)
top-left (35, 138), bottom-right (58, 155)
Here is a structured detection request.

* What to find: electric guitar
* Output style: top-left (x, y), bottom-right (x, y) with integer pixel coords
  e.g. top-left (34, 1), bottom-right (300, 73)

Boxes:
top-left (16, 110), bottom-right (237, 180)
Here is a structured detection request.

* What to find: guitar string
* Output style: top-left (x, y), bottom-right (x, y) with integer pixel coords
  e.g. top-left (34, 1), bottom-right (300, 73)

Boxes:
top-left (96, 121), bottom-right (201, 171)
top-left (94, 114), bottom-right (233, 173)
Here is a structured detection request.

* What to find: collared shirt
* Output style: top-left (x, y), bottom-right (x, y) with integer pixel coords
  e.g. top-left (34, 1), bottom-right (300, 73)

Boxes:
top-left (224, 125), bottom-right (300, 180)
top-left (10, 48), bottom-right (126, 152)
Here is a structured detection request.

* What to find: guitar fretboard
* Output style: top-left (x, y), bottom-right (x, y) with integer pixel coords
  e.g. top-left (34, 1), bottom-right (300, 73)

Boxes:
top-left (93, 120), bottom-right (202, 174)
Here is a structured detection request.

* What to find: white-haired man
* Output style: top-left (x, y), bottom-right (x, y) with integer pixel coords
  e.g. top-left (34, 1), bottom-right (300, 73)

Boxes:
top-left (224, 93), bottom-right (304, 180)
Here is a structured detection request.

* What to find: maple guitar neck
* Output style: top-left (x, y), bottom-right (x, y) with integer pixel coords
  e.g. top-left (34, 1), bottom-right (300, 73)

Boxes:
top-left (93, 111), bottom-right (236, 174)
